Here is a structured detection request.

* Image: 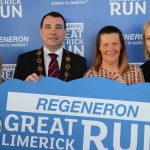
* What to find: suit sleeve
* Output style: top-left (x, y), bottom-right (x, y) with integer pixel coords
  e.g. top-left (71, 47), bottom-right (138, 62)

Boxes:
top-left (80, 57), bottom-right (87, 77)
top-left (13, 55), bottom-right (26, 81)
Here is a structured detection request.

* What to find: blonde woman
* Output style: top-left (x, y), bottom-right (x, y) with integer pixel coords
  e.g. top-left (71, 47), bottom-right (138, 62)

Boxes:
top-left (140, 19), bottom-right (150, 82)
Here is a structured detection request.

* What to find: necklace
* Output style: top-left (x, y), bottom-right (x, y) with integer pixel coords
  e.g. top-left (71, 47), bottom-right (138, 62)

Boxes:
top-left (36, 49), bottom-right (71, 82)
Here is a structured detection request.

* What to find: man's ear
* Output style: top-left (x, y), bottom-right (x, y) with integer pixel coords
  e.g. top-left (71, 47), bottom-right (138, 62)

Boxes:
top-left (39, 28), bottom-right (42, 36)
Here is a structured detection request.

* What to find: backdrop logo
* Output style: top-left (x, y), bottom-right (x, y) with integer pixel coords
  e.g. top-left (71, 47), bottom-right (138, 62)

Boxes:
top-left (0, 0), bottom-right (22, 18)
top-left (63, 23), bottom-right (85, 57)
top-left (130, 63), bottom-right (143, 67)
top-left (2, 64), bottom-right (16, 80)
top-left (49, 0), bottom-right (88, 5)
top-left (0, 118), bottom-right (2, 134)
top-left (0, 36), bottom-right (29, 48)
top-left (109, 0), bottom-right (146, 15)
top-left (123, 33), bottom-right (143, 46)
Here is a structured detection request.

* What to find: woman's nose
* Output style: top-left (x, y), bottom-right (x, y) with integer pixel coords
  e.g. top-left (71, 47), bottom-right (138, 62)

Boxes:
top-left (108, 44), bottom-right (113, 51)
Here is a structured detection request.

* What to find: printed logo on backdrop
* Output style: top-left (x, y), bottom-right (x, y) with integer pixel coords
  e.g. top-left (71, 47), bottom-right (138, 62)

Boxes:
top-left (109, 0), bottom-right (146, 15)
top-left (2, 64), bottom-right (16, 80)
top-left (0, 0), bottom-right (23, 18)
top-left (130, 62), bottom-right (144, 67)
top-left (64, 23), bottom-right (85, 57)
top-left (123, 33), bottom-right (143, 46)
top-left (0, 36), bottom-right (29, 48)
top-left (41, 0), bottom-right (88, 5)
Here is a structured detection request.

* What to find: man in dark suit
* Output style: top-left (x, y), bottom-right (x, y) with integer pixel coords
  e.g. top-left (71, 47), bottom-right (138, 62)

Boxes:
top-left (0, 55), bottom-right (4, 84)
top-left (14, 11), bottom-right (87, 82)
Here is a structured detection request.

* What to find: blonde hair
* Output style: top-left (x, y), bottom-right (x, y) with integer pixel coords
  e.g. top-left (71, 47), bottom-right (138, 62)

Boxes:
top-left (143, 19), bottom-right (150, 59)
top-left (92, 26), bottom-right (129, 76)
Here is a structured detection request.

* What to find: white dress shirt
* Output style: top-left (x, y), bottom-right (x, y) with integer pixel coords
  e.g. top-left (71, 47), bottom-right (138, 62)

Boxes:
top-left (43, 46), bottom-right (63, 76)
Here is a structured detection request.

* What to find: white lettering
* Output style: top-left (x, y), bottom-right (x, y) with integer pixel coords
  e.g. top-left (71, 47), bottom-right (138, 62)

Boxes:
top-left (50, 118), bottom-right (64, 135)
top-left (21, 115), bottom-right (35, 133)
top-left (37, 117), bottom-right (48, 134)
top-left (110, 2), bottom-right (146, 15)
top-left (113, 123), bottom-right (138, 150)
top-left (5, 114), bottom-right (19, 131)
top-left (82, 120), bottom-right (108, 150)
top-left (144, 125), bottom-right (150, 150)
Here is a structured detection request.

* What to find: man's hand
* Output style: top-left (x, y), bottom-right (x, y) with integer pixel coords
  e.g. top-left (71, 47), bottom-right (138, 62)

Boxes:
top-left (25, 73), bottom-right (39, 83)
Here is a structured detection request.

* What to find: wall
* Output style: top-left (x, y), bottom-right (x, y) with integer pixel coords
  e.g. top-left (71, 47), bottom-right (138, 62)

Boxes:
top-left (0, 0), bottom-right (149, 80)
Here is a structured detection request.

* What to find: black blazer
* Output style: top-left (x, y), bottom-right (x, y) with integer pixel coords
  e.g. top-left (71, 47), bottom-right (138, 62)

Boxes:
top-left (140, 60), bottom-right (150, 82)
top-left (13, 47), bottom-right (87, 82)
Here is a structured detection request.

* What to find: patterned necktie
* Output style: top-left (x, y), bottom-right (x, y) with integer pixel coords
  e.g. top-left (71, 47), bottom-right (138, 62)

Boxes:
top-left (48, 53), bottom-right (59, 78)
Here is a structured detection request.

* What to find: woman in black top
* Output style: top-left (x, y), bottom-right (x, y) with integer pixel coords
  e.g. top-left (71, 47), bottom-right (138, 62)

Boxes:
top-left (140, 19), bottom-right (150, 82)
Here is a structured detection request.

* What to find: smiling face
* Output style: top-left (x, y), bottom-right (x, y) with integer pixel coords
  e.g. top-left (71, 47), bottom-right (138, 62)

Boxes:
top-left (99, 33), bottom-right (121, 66)
top-left (144, 26), bottom-right (150, 53)
top-left (40, 15), bottom-right (67, 52)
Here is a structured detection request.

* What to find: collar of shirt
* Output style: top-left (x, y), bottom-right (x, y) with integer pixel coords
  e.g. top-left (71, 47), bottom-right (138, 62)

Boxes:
top-left (43, 46), bottom-right (63, 76)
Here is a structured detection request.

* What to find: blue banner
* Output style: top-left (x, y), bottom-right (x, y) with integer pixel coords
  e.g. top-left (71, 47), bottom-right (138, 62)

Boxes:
top-left (0, 78), bottom-right (150, 149)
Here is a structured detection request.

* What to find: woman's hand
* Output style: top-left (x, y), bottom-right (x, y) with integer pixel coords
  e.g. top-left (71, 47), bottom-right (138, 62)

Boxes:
top-left (109, 72), bottom-right (124, 84)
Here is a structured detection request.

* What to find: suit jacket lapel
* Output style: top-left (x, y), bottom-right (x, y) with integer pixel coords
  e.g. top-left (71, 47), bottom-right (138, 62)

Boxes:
top-left (59, 49), bottom-right (67, 80)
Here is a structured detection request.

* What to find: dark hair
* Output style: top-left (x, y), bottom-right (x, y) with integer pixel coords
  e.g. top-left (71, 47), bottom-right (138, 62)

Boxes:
top-left (40, 11), bottom-right (66, 29)
top-left (92, 25), bottom-right (128, 75)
